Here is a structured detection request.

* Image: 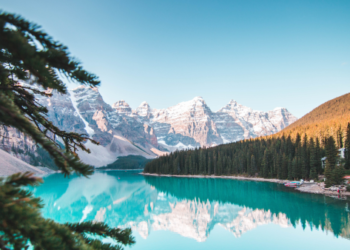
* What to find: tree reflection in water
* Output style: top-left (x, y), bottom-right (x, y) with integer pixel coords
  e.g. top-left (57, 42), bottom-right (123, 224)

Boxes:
top-left (32, 171), bottom-right (350, 242)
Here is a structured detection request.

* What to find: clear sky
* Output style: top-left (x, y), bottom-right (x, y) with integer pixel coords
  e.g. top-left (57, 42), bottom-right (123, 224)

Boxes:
top-left (1, 0), bottom-right (349, 118)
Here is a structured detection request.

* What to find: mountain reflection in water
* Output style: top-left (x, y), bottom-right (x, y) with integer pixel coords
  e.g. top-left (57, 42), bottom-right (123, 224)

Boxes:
top-left (31, 171), bottom-right (350, 248)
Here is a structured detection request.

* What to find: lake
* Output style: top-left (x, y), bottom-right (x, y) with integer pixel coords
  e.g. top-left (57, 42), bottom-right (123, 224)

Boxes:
top-left (31, 170), bottom-right (350, 249)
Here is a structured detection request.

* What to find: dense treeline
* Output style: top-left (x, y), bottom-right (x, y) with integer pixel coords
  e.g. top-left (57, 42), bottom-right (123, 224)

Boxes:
top-left (100, 155), bottom-right (151, 170)
top-left (144, 123), bottom-right (350, 187)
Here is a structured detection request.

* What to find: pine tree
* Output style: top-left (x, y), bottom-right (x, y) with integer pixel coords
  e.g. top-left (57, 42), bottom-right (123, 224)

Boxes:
top-left (325, 136), bottom-right (339, 169)
top-left (217, 153), bottom-right (223, 175)
top-left (325, 136), bottom-right (339, 187)
top-left (287, 157), bottom-right (293, 180)
top-left (0, 12), bottom-right (134, 249)
top-left (292, 157), bottom-right (297, 180)
top-left (213, 153), bottom-right (217, 175)
top-left (262, 149), bottom-right (269, 178)
top-left (337, 125), bottom-right (343, 149)
top-left (208, 156), bottom-right (212, 175)
top-left (251, 155), bottom-right (257, 176)
top-left (344, 123), bottom-right (350, 170)
top-left (281, 153), bottom-right (288, 180)
top-left (199, 150), bottom-right (206, 174)
top-left (294, 146), bottom-right (302, 180)
top-left (226, 156), bottom-right (232, 175)
top-left (173, 156), bottom-right (179, 174)
top-left (309, 138), bottom-right (318, 180)
top-left (184, 154), bottom-right (192, 174)
top-left (301, 134), bottom-right (309, 179)
top-left (277, 151), bottom-right (283, 178)
top-left (232, 158), bottom-right (238, 175)
top-left (324, 165), bottom-right (333, 187)
top-left (315, 137), bottom-right (322, 174)
top-left (333, 166), bottom-right (345, 185)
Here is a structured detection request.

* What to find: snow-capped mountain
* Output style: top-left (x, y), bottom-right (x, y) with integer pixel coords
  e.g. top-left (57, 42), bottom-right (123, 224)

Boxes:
top-left (144, 96), bottom-right (297, 150)
top-left (1, 85), bottom-right (297, 167)
top-left (213, 100), bottom-right (297, 143)
top-left (39, 86), bottom-right (297, 166)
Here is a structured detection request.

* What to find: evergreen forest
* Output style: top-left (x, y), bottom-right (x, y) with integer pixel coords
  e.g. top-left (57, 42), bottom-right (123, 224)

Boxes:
top-left (144, 123), bottom-right (350, 187)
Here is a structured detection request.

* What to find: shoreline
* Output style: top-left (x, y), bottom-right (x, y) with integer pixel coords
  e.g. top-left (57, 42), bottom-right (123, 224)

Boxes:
top-left (141, 172), bottom-right (350, 198)
top-left (97, 169), bottom-right (143, 171)
top-left (141, 172), bottom-right (286, 183)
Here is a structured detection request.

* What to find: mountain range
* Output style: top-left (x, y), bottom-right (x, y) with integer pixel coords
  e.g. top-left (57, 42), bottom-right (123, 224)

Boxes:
top-left (0, 85), bottom-right (297, 167)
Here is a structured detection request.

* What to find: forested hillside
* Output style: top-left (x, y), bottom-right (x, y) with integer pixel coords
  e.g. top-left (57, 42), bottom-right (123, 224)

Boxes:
top-left (144, 93), bottom-right (350, 186)
top-left (275, 92), bottom-right (350, 147)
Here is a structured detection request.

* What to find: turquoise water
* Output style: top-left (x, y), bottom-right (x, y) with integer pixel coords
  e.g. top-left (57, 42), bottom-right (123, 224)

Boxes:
top-left (31, 171), bottom-right (350, 249)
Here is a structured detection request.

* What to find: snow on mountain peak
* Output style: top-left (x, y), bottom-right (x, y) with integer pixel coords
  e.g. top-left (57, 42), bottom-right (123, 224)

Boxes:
top-left (71, 85), bottom-right (86, 91)
top-left (193, 96), bottom-right (204, 101)
top-left (136, 101), bottom-right (152, 117)
top-left (220, 100), bottom-right (252, 113)
top-left (112, 100), bottom-right (132, 114)
top-left (192, 96), bottom-right (206, 104)
top-left (36, 89), bottom-right (297, 158)
top-left (72, 85), bottom-right (99, 93)
top-left (139, 101), bottom-right (150, 107)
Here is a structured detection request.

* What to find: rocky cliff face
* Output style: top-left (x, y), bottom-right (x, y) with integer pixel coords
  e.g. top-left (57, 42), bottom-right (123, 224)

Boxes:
top-left (1, 85), bottom-right (297, 167)
top-left (142, 97), bottom-right (297, 150)
top-left (60, 86), bottom-right (164, 166)
top-left (0, 126), bottom-right (37, 164)
top-left (213, 100), bottom-right (298, 143)
top-left (149, 97), bottom-right (221, 150)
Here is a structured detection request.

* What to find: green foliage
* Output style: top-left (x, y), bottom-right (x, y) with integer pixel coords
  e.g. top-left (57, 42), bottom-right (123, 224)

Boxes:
top-left (100, 155), bottom-right (152, 170)
top-left (0, 11), bottom-right (135, 249)
top-left (324, 136), bottom-right (343, 187)
top-left (324, 164), bottom-right (333, 187)
top-left (332, 166), bottom-right (345, 186)
top-left (345, 123), bottom-right (350, 170)
top-left (325, 136), bottom-right (338, 171)
top-left (144, 175), bottom-right (350, 238)
top-left (34, 145), bottom-right (60, 169)
top-left (0, 11), bottom-right (100, 176)
top-left (144, 130), bottom-right (348, 184)
top-left (0, 173), bottom-right (135, 250)
top-left (309, 138), bottom-right (318, 180)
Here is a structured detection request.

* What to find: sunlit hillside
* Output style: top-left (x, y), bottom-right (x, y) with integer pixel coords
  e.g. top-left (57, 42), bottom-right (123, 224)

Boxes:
top-left (274, 92), bottom-right (350, 146)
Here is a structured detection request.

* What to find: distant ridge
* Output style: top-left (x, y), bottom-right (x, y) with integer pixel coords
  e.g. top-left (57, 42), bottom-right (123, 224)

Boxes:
top-left (0, 149), bottom-right (52, 176)
top-left (276, 92), bottom-right (350, 145)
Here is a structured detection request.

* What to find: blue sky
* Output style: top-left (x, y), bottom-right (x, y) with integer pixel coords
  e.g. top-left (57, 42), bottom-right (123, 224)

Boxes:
top-left (2, 0), bottom-right (349, 118)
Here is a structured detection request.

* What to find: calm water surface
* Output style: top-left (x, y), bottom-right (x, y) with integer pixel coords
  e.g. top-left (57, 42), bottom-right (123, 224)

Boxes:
top-left (31, 171), bottom-right (350, 249)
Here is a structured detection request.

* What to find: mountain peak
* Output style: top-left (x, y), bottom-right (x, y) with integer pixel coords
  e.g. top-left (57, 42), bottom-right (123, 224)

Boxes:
top-left (228, 99), bottom-right (238, 105)
top-left (229, 99), bottom-right (236, 103)
top-left (193, 96), bottom-right (204, 100)
top-left (191, 96), bottom-right (207, 106)
top-left (139, 101), bottom-right (150, 107)
top-left (112, 100), bottom-right (132, 114)
top-left (112, 100), bottom-right (130, 108)
top-left (72, 85), bottom-right (99, 93)
top-left (136, 101), bottom-right (151, 117)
